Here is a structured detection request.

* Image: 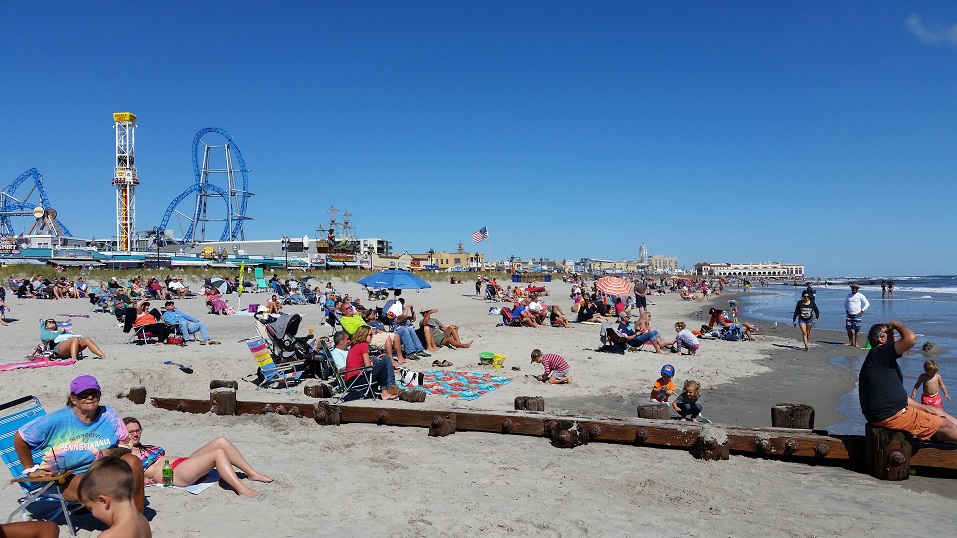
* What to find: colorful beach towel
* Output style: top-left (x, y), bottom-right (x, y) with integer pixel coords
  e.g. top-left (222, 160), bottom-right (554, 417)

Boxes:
top-left (0, 356), bottom-right (77, 372)
top-left (403, 370), bottom-right (512, 401)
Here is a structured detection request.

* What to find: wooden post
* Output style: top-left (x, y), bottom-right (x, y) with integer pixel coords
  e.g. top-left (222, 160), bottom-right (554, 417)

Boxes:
top-left (865, 424), bottom-right (912, 480)
top-left (313, 401), bottom-right (341, 426)
top-left (515, 396), bottom-right (545, 411)
top-left (126, 386), bottom-right (147, 405)
top-left (210, 380), bottom-right (239, 391)
top-left (304, 383), bottom-right (333, 399)
top-left (209, 387), bottom-right (237, 416)
top-left (398, 390), bottom-right (426, 403)
top-left (697, 426), bottom-right (730, 461)
top-left (637, 402), bottom-right (671, 420)
top-left (428, 413), bottom-right (457, 437)
top-left (771, 403), bottom-right (815, 429)
top-left (550, 420), bottom-right (587, 448)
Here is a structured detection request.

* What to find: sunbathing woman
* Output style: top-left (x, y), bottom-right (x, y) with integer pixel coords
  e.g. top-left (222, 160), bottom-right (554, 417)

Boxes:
top-left (121, 417), bottom-right (273, 497)
top-left (418, 309), bottom-right (472, 350)
top-left (549, 304), bottom-right (571, 328)
top-left (40, 318), bottom-right (107, 359)
top-left (708, 309), bottom-right (758, 340)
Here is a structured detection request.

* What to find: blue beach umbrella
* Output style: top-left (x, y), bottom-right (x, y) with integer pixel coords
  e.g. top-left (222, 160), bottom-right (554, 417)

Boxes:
top-left (358, 269), bottom-right (432, 290)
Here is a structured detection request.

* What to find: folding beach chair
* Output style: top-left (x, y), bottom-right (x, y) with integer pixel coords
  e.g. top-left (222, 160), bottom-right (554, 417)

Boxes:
top-left (501, 308), bottom-right (526, 327)
top-left (0, 395), bottom-right (79, 537)
top-left (318, 339), bottom-right (378, 401)
top-left (254, 268), bottom-right (269, 292)
top-left (246, 338), bottom-right (304, 389)
top-left (598, 321), bottom-right (628, 354)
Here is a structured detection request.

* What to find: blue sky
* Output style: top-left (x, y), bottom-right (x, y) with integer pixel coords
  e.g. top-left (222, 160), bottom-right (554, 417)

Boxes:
top-left (1, 2), bottom-right (955, 276)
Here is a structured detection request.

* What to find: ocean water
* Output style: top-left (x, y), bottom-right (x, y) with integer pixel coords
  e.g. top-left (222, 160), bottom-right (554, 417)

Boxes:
top-left (739, 276), bottom-right (957, 434)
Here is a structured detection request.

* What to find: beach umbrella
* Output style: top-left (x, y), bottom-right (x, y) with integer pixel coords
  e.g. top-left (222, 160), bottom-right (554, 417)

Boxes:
top-left (358, 269), bottom-right (432, 290)
top-left (209, 278), bottom-right (229, 294)
top-left (596, 276), bottom-right (632, 297)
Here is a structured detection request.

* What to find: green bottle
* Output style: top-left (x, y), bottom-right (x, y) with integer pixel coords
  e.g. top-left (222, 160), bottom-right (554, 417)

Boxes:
top-left (162, 459), bottom-right (173, 487)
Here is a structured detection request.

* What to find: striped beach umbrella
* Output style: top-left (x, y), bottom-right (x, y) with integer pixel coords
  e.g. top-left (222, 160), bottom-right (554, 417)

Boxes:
top-left (596, 276), bottom-right (633, 297)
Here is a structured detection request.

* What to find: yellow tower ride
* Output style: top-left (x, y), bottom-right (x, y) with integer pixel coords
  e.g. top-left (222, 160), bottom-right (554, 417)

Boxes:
top-left (112, 112), bottom-right (138, 251)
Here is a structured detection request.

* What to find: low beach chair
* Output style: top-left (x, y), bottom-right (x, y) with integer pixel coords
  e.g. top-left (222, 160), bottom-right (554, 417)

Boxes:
top-left (246, 338), bottom-right (303, 389)
top-left (501, 308), bottom-right (526, 327)
top-left (318, 339), bottom-right (377, 401)
top-left (0, 395), bottom-right (79, 537)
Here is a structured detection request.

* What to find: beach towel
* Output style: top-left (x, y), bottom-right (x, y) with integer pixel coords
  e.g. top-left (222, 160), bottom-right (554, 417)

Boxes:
top-left (0, 356), bottom-right (77, 372)
top-left (145, 470), bottom-right (221, 495)
top-left (401, 370), bottom-right (511, 401)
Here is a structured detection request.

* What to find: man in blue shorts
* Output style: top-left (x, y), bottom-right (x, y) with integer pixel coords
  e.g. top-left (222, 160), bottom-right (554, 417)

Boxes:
top-left (844, 283), bottom-right (869, 348)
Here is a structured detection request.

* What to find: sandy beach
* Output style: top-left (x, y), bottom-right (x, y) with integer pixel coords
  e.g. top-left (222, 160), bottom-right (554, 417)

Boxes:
top-left (1, 276), bottom-right (954, 536)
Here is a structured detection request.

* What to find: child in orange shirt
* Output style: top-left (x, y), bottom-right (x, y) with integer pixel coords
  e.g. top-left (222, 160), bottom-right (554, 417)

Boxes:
top-left (651, 364), bottom-right (676, 402)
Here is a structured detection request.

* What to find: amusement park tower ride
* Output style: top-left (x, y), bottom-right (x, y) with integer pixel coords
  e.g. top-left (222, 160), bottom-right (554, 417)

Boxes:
top-left (113, 112), bottom-right (138, 251)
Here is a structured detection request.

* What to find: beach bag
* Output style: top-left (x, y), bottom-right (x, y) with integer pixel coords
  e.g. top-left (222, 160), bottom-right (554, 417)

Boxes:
top-left (167, 335), bottom-right (184, 345)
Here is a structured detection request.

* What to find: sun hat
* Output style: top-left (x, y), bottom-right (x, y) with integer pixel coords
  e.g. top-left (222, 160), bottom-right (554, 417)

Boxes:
top-left (70, 375), bottom-right (100, 395)
top-left (660, 364), bottom-right (675, 377)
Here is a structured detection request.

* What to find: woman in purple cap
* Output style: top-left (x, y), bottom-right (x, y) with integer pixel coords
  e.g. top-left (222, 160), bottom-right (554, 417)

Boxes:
top-left (13, 375), bottom-right (145, 512)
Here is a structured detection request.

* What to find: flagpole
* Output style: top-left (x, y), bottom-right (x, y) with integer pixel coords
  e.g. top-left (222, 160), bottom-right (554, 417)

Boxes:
top-left (486, 226), bottom-right (492, 282)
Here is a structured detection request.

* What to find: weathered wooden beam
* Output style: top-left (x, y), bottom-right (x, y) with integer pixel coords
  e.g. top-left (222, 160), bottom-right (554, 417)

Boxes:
top-left (148, 397), bottom-right (957, 471)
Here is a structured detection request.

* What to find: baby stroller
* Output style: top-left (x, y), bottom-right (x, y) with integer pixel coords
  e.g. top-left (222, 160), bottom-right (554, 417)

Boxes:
top-left (253, 313), bottom-right (334, 380)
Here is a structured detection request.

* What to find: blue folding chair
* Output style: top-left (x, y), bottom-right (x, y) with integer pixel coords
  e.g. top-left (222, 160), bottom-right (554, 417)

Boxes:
top-left (0, 395), bottom-right (78, 536)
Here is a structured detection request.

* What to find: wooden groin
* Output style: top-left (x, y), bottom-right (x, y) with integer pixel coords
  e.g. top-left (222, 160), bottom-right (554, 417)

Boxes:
top-left (148, 393), bottom-right (957, 474)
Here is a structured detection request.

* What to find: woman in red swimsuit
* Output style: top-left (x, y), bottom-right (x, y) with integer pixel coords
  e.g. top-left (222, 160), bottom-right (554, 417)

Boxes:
top-left (122, 418), bottom-right (273, 497)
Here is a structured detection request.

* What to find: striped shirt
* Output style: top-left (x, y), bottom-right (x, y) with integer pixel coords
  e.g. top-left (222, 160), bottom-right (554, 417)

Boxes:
top-left (541, 353), bottom-right (569, 376)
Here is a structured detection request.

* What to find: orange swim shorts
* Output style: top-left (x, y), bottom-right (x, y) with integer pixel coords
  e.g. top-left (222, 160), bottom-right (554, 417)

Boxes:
top-left (873, 406), bottom-right (943, 441)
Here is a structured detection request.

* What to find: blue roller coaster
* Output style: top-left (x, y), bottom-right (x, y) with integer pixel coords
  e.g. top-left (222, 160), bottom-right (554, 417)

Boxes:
top-left (0, 168), bottom-right (72, 237)
top-left (159, 128), bottom-right (253, 243)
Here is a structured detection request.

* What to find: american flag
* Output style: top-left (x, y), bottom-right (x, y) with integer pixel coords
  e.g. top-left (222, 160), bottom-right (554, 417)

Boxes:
top-left (470, 226), bottom-right (488, 243)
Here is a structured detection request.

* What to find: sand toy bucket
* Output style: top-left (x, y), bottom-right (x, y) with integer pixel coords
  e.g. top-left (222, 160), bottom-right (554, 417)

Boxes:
top-left (479, 352), bottom-right (494, 365)
top-left (492, 354), bottom-right (506, 369)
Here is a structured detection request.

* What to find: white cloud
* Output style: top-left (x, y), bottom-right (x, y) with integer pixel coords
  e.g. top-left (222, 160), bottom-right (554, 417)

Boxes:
top-left (905, 14), bottom-right (957, 45)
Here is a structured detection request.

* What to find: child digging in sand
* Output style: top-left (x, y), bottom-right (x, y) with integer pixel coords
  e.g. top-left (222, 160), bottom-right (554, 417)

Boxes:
top-left (912, 360), bottom-right (951, 408)
top-left (662, 322), bottom-right (700, 355)
top-left (673, 380), bottom-right (703, 421)
top-left (530, 349), bottom-right (570, 384)
top-left (650, 364), bottom-right (676, 402)
top-left (77, 456), bottom-right (152, 538)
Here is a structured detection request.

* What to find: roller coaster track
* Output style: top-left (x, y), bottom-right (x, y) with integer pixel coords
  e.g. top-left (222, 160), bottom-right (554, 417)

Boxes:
top-left (158, 128), bottom-right (252, 243)
top-left (0, 168), bottom-right (72, 237)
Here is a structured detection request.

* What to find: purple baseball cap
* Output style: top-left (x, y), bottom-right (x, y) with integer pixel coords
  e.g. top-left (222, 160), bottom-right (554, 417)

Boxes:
top-left (70, 375), bottom-right (101, 394)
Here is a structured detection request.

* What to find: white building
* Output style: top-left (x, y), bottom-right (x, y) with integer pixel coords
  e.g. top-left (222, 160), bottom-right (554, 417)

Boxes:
top-left (695, 261), bottom-right (805, 277)
top-left (358, 237), bottom-right (392, 256)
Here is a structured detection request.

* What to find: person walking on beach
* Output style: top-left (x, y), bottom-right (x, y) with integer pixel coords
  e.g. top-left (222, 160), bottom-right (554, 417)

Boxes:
top-left (859, 321), bottom-right (957, 443)
top-left (792, 291), bottom-right (819, 351)
top-left (844, 283), bottom-right (870, 348)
